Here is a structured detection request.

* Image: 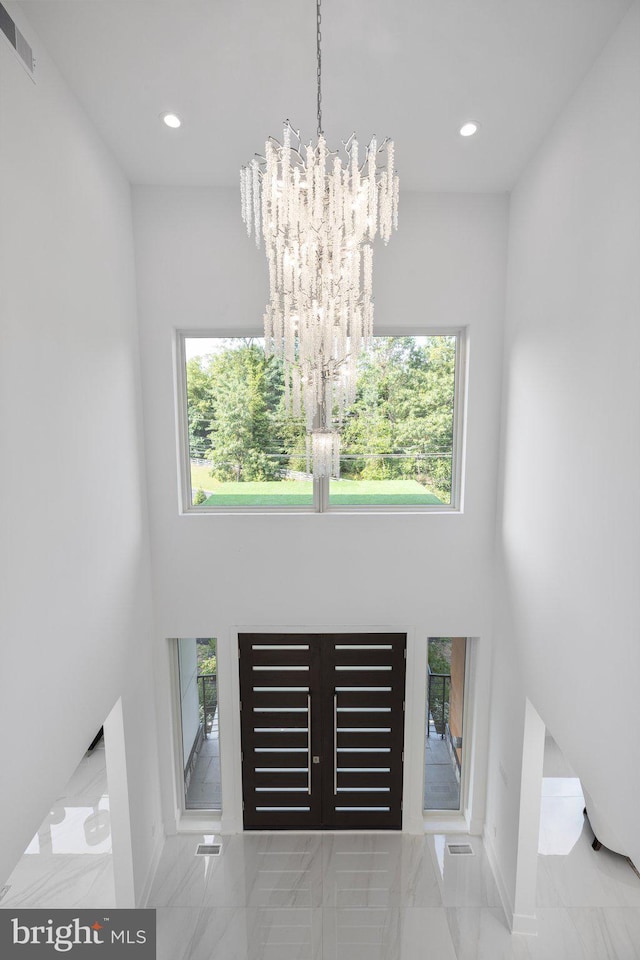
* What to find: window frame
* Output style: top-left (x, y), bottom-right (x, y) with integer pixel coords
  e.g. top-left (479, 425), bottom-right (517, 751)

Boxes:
top-left (171, 638), bottom-right (223, 820)
top-left (175, 327), bottom-right (467, 515)
top-left (422, 637), bottom-right (473, 820)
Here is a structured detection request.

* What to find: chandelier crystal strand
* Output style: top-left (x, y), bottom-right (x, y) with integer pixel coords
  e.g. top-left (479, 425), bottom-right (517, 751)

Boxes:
top-left (240, 1), bottom-right (398, 480)
top-left (241, 124), bottom-right (398, 426)
top-left (311, 429), bottom-right (340, 480)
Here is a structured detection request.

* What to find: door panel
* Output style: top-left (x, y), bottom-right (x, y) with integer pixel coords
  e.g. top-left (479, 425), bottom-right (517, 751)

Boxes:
top-left (239, 633), bottom-right (406, 830)
top-left (322, 633), bottom-right (406, 829)
top-left (239, 634), bottom-right (321, 829)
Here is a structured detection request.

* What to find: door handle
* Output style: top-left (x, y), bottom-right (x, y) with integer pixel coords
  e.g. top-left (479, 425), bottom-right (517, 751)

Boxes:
top-left (334, 693), bottom-right (338, 795)
top-left (307, 694), bottom-right (312, 795)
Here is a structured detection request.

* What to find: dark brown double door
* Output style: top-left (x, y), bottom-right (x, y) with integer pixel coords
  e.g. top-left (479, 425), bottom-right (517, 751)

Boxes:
top-left (239, 633), bottom-right (406, 830)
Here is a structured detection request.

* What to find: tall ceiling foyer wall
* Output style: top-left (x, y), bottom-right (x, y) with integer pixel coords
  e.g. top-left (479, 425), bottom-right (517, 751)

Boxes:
top-left (132, 186), bottom-right (508, 834)
top-left (0, 2), bottom-right (162, 894)
top-left (132, 188), bottom-right (508, 632)
top-left (487, 0), bottom-right (640, 909)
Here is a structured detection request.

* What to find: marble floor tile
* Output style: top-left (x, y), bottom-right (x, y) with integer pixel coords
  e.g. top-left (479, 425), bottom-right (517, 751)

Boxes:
top-left (443, 906), bottom-right (604, 960)
top-left (156, 907), bottom-right (201, 960)
top-left (322, 833), bottom-right (404, 908)
top-left (0, 743), bottom-right (115, 910)
top-left (538, 795), bottom-right (587, 856)
top-left (445, 907), bottom-right (526, 960)
top-left (145, 811), bottom-right (640, 959)
top-left (567, 907), bottom-right (640, 959)
top-left (149, 833), bottom-right (324, 910)
top-left (427, 835), bottom-right (501, 908)
top-left (1, 853), bottom-right (115, 909)
top-left (323, 907), bottom-right (457, 960)
top-left (323, 905), bottom-right (402, 958)
top-left (148, 834), bottom-right (227, 907)
top-left (234, 836), bottom-right (324, 909)
top-left (188, 906), bottom-right (323, 960)
top-left (399, 836), bottom-right (443, 907)
top-left (537, 834), bottom-right (640, 908)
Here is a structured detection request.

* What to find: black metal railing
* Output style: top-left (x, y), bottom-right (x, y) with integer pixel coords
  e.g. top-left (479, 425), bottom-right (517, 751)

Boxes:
top-left (198, 674), bottom-right (217, 736)
top-left (427, 671), bottom-right (450, 738)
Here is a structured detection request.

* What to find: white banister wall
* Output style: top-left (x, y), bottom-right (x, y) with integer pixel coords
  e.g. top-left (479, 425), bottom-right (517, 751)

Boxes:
top-left (488, 0), bottom-right (640, 914)
top-left (0, 3), bottom-right (162, 900)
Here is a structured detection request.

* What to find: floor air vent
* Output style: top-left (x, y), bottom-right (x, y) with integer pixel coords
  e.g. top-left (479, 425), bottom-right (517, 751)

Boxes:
top-left (195, 843), bottom-right (221, 856)
top-left (447, 843), bottom-right (474, 856)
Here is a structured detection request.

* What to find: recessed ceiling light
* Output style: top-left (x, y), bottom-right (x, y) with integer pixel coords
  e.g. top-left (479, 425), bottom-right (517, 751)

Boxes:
top-left (459, 121), bottom-right (479, 137)
top-left (161, 112), bottom-right (182, 129)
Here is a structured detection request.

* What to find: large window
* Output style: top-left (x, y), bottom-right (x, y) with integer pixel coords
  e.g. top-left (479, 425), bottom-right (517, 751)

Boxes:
top-left (179, 332), bottom-right (464, 511)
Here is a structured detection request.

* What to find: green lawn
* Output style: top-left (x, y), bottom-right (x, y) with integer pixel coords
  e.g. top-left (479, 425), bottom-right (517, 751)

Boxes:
top-left (331, 479), bottom-right (442, 505)
top-left (203, 481), bottom-right (314, 506)
top-left (191, 466), bottom-right (442, 506)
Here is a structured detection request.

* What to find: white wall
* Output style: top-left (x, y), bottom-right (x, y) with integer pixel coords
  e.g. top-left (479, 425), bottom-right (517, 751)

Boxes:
top-left (0, 5), bottom-right (162, 899)
top-left (132, 185), bottom-right (508, 830)
top-left (488, 0), bottom-right (640, 914)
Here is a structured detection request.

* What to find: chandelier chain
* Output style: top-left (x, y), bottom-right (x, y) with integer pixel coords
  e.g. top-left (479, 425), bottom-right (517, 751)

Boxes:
top-left (316, 0), bottom-right (322, 137)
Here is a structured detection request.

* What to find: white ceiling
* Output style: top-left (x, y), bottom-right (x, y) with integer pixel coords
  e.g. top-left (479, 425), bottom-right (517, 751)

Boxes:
top-left (20, 0), bottom-right (631, 191)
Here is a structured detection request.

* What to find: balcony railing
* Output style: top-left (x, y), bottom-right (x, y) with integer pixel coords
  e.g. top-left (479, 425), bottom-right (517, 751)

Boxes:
top-left (427, 671), bottom-right (450, 738)
top-left (198, 673), bottom-right (217, 736)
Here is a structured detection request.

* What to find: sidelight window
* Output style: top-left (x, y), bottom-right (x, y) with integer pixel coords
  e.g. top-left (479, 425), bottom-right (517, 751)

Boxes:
top-left (176, 638), bottom-right (221, 812)
top-left (424, 637), bottom-right (467, 812)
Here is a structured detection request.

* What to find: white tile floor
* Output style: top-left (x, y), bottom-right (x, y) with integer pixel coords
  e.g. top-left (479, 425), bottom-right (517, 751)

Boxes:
top-left (149, 823), bottom-right (640, 960)
top-left (0, 740), bottom-right (115, 909)
top-left (149, 735), bottom-right (640, 960)
top-left (3, 734), bottom-right (639, 958)
top-left (149, 832), bottom-right (493, 960)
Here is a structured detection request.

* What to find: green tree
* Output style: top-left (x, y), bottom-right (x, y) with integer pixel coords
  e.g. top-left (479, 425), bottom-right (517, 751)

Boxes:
top-left (208, 343), bottom-right (283, 481)
top-left (184, 335), bottom-right (457, 497)
top-left (338, 337), bottom-right (456, 499)
top-left (196, 638), bottom-right (217, 672)
top-left (196, 639), bottom-right (218, 730)
top-left (186, 356), bottom-right (216, 458)
top-left (428, 638), bottom-right (452, 735)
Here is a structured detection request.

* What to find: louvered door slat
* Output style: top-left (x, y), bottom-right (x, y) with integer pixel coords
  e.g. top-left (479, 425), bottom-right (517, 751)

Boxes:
top-left (251, 730), bottom-right (308, 750)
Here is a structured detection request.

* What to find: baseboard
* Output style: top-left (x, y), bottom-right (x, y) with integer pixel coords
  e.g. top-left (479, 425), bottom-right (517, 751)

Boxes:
top-left (423, 814), bottom-right (468, 833)
top-left (403, 814), bottom-right (425, 834)
top-left (177, 814), bottom-right (223, 834)
top-left (138, 834), bottom-right (165, 907)
top-left (511, 913), bottom-right (538, 936)
top-left (482, 828), bottom-right (515, 931)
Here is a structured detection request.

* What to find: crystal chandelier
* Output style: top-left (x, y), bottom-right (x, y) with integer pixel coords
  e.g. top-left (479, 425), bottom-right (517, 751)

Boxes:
top-left (240, 0), bottom-right (399, 479)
